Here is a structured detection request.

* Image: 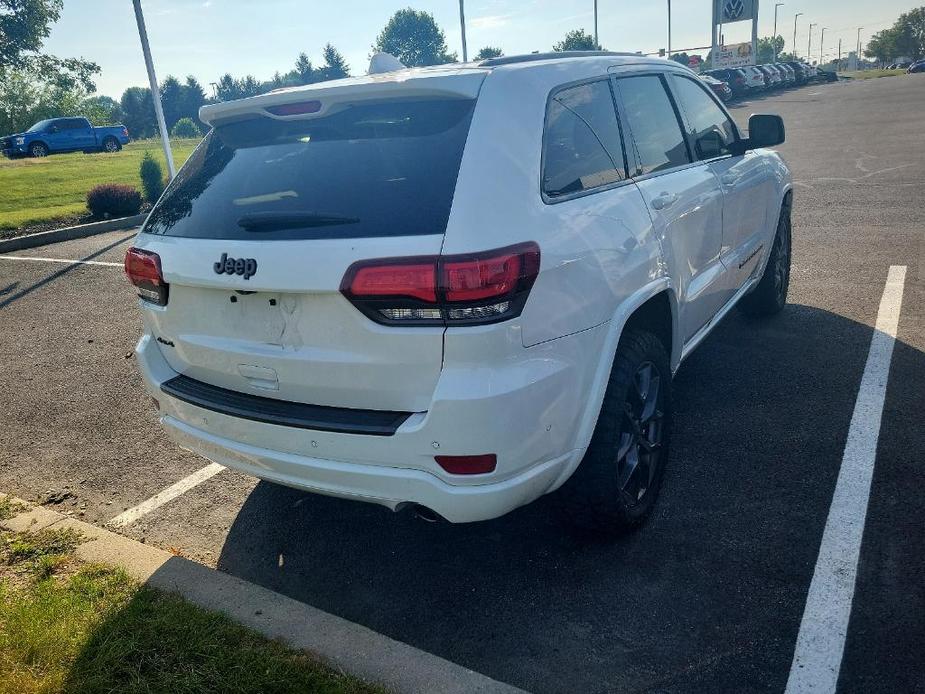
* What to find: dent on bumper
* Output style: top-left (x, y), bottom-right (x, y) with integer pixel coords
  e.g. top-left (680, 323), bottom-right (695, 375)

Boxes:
top-left (135, 330), bottom-right (592, 522)
top-left (162, 414), bottom-right (574, 523)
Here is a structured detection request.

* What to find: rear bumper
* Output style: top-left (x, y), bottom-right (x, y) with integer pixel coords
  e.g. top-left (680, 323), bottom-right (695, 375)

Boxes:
top-left (135, 324), bottom-right (601, 522)
top-left (161, 414), bottom-right (571, 523)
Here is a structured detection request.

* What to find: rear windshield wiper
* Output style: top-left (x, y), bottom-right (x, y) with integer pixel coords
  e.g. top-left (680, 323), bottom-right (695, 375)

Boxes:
top-left (237, 211), bottom-right (360, 232)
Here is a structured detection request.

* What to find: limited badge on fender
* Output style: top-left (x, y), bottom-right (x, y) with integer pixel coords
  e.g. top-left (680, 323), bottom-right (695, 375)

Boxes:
top-left (213, 252), bottom-right (258, 280)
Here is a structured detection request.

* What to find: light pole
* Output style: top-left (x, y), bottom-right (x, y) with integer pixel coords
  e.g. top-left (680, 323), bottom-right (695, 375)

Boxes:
top-left (773, 3), bottom-right (784, 60)
top-left (820, 27), bottom-right (827, 65)
top-left (857, 27), bottom-right (863, 61)
top-left (131, 0), bottom-right (175, 179)
top-left (594, 0), bottom-right (599, 48)
top-left (459, 0), bottom-right (468, 62)
top-left (667, 0), bottom-right (672, 56)
top-left (793, 13), bottom-right (803, 59)
top-left (808, 22), bottom-right (817, 64)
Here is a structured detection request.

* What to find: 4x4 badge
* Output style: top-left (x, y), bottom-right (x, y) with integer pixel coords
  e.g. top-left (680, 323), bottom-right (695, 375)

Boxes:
top-left (214, 253), bottom-right (258, 280)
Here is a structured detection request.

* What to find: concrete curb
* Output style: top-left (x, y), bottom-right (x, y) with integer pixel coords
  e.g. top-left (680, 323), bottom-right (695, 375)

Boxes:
top-left (0, 213), bottom-right (146, 254)
top-left (0, 494), bottom-right (528, 694)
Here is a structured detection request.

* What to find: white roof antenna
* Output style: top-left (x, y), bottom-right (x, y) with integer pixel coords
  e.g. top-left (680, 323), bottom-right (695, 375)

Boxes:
top-left (368, 52), bottom-right (407, 75)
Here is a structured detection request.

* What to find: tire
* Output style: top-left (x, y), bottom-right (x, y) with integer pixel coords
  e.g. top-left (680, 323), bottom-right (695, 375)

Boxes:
top-left (102, 137), bottom-right (121, 153)
top-left (738, 203), bottom-right (792, 317)
top-left (557, 329), bottom-right (672, 535)
top-left (29, 142), bottom-right (48, 158)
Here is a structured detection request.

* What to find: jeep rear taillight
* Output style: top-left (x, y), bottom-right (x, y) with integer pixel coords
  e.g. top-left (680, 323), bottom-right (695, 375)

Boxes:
top-left (341, 242), bottom-right (540, 326)
top-left (125, 247), bottom-right (168, 305)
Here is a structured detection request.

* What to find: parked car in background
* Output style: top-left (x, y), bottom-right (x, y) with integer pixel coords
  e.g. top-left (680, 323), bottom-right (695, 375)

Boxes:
top-left (908, 60), bottom-right (925, 74)
top-left (775, 63), bottom-right (796, 85)
top-left (741, 65), bottom-right (769, 90)
top-left (757, 65), bottom-right (783, 88)
top-left (785, 62), bottom-right (809, 84)
top-left (816, 69), bottom-right (838, 83)
top-left (703, 68), bottom-right (748, 97)
top-left (126, 53), bottom-right (792, 533)
top-left (1, 117), bottom-right (129, 158)
top-left (699, 74), bottom-right (733, 102)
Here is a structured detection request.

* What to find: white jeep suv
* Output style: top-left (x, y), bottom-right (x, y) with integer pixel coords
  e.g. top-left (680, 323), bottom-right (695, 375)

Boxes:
top-left (127, 52), bottom-right (792, 533)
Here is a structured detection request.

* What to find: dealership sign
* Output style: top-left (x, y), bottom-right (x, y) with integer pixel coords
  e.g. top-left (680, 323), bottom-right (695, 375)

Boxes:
top-left (715, 0), bottom-right (757, 23)
top-left (714, 42), bottom-right (755, 68)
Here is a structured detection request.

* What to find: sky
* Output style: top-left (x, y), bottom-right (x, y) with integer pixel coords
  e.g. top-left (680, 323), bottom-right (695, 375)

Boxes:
top-left (42, 0), bottom-right (920, 99)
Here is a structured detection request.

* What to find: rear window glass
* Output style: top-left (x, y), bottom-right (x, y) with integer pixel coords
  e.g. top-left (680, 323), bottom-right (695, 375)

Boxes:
top-left (143, 99), bottom-right (476, 240)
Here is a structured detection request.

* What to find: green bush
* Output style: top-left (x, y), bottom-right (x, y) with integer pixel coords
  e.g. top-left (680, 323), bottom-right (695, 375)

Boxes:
top-left (139, 151), bottom-right (165, 203)
top-left (170, 117), bottom-right (201, 139)
top-left (86, 184), bottom-right (142, 218)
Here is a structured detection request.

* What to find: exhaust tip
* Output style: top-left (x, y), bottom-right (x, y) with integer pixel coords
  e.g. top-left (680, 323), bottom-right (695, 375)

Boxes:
top-left (409, 504), bottom-right (446, 524)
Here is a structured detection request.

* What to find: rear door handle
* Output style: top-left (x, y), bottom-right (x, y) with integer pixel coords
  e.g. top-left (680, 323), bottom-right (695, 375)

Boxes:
top-left (651, 192), bottom-right (679, 210)
top-left (721, 173), bottom-right (741, 186)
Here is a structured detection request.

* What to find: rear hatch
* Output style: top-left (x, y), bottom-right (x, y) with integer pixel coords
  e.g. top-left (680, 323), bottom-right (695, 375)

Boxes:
top-left (133, 80), bottom-right (482, 413)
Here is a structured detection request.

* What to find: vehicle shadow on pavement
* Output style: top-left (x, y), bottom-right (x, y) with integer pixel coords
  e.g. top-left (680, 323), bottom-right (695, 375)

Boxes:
top-left (0, 232), bottom-right (133, 310)
top-left (214, 302), bottom-right (924, 694)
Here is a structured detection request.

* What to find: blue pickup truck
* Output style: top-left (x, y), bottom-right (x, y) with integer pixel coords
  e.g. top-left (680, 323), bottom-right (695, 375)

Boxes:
top-left (1, 117), bottom-right (130, 158)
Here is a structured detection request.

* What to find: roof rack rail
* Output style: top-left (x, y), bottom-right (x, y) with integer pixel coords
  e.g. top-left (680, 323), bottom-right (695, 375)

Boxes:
top-left (478, 51), bottom-right (645, 67)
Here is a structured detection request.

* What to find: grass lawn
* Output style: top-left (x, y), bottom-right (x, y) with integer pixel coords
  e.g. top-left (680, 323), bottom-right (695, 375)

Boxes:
top-left (839, 69), bottom-right (908, 80)
top-left (0, 512), bottom-right (382, 694)
top-left (0, 139), bottom-right (200, 231)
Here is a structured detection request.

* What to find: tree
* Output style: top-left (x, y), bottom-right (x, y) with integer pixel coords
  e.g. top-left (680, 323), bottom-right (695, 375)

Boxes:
top-left (180, 76), bottom-right (206, 126)
top-left (669, 52), bottom-right (690, 65)
top-left (120, 86), bottom-right (156, 138)
top-left (373, 8), bottom-right (456, 67)
top-left (778, 51), bottom-right (798, 62)
top-left (0, 0), bottom-right (101, 134)
top-left (0, 0), bottom-right (62, 69)
top-left (215, 74), bottom-right (239, 101)
top-left (865, 7), bottom-right (925, 62)
top-left (757, 36), bottom-right (785, 63)
top-left (898, 7), bottom-right (925, 59)
top-left (159, 75), bottom-right (183, 129)
top-left (553, 29), bottom-right (601, 52)
top-left (81, 95), bottom-right (121, 125)
top-left (0, 69), bottom-right (40, 133)
top-left (171, 117), bottom-right (201, 139)
top-left (474, 46), bottom-right (503, 60)
top-left (865, 27), bottom-right (900, 62)
top-left (294, 52), bottom-right (315, 84)
top-left (319, 43), bottom-right (350, 80)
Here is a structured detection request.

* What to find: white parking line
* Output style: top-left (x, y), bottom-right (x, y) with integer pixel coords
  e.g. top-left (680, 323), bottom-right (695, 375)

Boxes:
top-left (786, 265), bottom-right (907, 694)
top-left (108, 462), bottom-right (226, 528)
top-left (0, 255), bottom-right (122, 267)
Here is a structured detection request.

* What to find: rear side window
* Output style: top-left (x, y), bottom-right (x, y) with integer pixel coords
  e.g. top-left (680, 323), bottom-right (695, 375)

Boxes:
top-left (542, 80), bottom-right (626, 199)
top-left (143, 99), bottom-right (476, 240)
top-left (615, 75), bottom-right (690, 176)
top-left (671, 76), bottom-right (738, 160)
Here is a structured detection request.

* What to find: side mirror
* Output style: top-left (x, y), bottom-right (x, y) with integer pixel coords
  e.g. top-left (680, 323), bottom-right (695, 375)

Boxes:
top-left (746, 114), bottom-right (785, 149)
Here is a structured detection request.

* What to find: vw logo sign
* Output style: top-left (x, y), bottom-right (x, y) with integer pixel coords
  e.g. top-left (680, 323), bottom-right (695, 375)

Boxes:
top-left (723, 0), bottom-right (745, 21)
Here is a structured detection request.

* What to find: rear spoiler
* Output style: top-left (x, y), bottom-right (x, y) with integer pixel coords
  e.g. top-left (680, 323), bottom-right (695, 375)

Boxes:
top-left (200, 70), bottom-right (487, 127)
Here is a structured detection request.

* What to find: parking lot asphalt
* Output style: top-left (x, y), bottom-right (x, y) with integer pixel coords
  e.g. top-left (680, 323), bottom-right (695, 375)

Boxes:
top-left (0, 75), bottom-right (922, 693)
